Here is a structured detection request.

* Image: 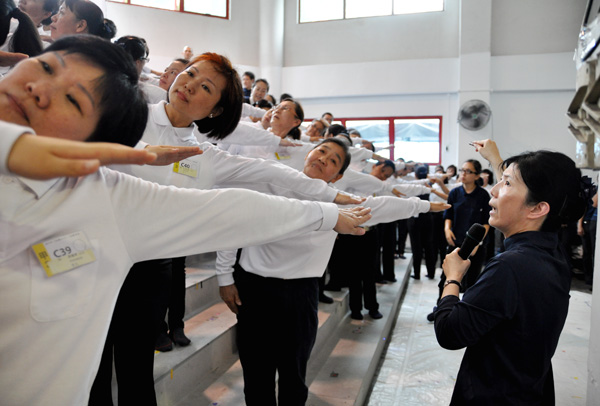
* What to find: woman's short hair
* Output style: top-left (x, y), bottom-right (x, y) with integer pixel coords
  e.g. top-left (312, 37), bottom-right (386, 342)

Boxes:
top-left (502, 150), bottom-right (586, 232)
top-left (253, 78), bottom-right (269, 91)
top-left (44, 35), bottom-right (148, 147)
top-left (66, 0), bottom-right (115, 40)
top-left (256, 99), bottom-right (272, 109)
top-left (41, 0), bottom-right (60, 26)
top-left (114, 35), bottom-right (148, 62)
top-left (187, 52), bottom-right (243, 140)
top-left (481, 168), bottom-right (494, 184)
top-left (447, 164), bottom-right (457, 177)
top-left (281, 98), bottom-right (304, 140)
top-left (1, 5), bottom-right (43, 57)
top-left (375, 159), bottom-right (396, 173)
top-left (327, 124), bottom-right (347, 137)
top-left (314, 138), bottom-right (351, 176)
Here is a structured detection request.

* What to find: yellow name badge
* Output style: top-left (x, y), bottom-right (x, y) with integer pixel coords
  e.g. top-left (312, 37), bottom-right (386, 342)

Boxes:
top-left (274, 152), bottom-right (291, 160)
top-left (32, 231), bottom-right (96, 277)
top-left (173, 159), bottom-right (198, 178)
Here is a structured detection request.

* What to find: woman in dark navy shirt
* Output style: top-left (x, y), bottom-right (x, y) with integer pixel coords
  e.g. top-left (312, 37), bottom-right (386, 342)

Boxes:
top-left (435, 142), bottom-right (586, 405)
top-left (443, 159), bottom-right (491, 290)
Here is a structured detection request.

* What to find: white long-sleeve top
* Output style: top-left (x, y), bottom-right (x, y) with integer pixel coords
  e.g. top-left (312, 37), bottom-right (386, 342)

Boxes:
top-left (216, 195), bottom-right (430, 285)
top-left (111, 102), bottom-right (338, 202)
top-left (241, 103), bottom-right (266, 119)
top-left (348, 147), bottom-right (373, 172)
top-left (333, 169), bottom-right (430, 198)
top-left (139, 82), bottom-right (167, 104)
top-left (196, 120), bottom-right (280, 147)
top-left (0, 121), bottom-right (343, 406)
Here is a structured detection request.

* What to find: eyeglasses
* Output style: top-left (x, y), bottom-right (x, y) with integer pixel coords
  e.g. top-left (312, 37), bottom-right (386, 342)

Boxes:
top-left (458, 168), bottom-right (478, 175)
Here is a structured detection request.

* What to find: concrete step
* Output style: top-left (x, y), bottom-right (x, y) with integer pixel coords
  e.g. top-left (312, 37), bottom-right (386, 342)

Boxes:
top-left (306, 258), bottom-right (411, 405)
top-left (155, 255), bottom-right (413, 406)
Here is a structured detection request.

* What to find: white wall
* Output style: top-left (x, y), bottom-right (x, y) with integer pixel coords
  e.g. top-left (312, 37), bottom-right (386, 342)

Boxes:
top-left (104, 1), bottom-right (261, 77)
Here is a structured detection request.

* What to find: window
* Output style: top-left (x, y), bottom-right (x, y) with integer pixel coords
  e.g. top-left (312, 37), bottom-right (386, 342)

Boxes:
top-left (299, 0), bottom-right (443, 23)
top-left (107, 0), bottom-right (229, 19)
top-left (306, 116), bottom-right (442, 164)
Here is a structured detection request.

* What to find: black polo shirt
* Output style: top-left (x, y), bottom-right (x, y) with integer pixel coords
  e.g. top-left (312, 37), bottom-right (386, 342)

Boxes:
top-left (443, 185), bottom-right (490, 246)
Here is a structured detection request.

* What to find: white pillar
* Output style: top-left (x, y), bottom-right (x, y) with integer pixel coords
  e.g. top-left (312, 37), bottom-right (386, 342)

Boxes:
top-left (456, 0), bottom-right (493, 166)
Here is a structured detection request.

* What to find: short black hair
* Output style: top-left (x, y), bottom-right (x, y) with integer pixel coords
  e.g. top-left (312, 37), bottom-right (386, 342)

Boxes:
top-left (253, 78), bottom-right (269, 91)
top-left (41, 0), bottom-right (60, 26)
top-left (481, 168), bottom-right (494, 184)
top-left (114, 35), bottom-right (148, 62)
top-left (45, 35), bottom-right (148, 147)
top-left (503, 151), bottom-right (586, 232)
top-left (314, 138), bottom-right (351, 176)
top-left (256, 99), bottom-right (273, 109)
top-left (327, 124), bottom-right (347, 137)
top-left (243, 71), bottom-right (255, 80)
top-left (280, 92), bottom-right (292, 101)
top-left (375, 159), bottom-right (396, 173)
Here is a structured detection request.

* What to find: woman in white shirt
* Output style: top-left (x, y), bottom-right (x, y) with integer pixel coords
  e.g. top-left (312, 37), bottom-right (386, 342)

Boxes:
top-left (0, 35), bottom-right (371, 406)
top-left (217, 138), bottom-right (449, 405)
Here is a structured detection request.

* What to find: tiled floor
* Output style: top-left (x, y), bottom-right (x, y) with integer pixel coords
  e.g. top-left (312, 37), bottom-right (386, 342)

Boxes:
top-left (368, 266), bottom-right (592, 406)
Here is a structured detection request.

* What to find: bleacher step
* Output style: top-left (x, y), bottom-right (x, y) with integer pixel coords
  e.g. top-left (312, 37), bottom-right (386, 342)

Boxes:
top-left (157, 255), bottom-right (412, 406)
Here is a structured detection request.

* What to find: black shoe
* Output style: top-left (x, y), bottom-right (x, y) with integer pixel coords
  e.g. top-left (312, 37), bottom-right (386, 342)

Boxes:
top-left (369, 310), bottom-right (383, 319)
top-left (427, 275), bottom-right (435, 280)
top-left (426, 306), bottom-right (437, 322)
top-left (410, 275), bottom-right (420, 280)
top-left (375, 279), bottom-right (388, 284)
top-left (319, 293), bottom-right (334, 304)
top-left (350, 311), bottom-right (364, 320)
top-left (324, 284), bottom-right (341, 292)
top-left (398, 254), bottom-right (406, 259)
top-left (155, 332), bottom-right (173, 352)
top-left (170, 328), bottom-right (191, 347)
top-left (383, 277), bottom-right (397, 283)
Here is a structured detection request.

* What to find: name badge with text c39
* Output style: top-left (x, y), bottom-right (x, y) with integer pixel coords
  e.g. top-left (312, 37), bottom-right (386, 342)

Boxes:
top-left (32, 231), bottom-right (96, 277)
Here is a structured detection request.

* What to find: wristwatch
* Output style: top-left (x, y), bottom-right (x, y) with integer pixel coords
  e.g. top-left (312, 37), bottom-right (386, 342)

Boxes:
top-left (444, 279), bottom-right (462, 289)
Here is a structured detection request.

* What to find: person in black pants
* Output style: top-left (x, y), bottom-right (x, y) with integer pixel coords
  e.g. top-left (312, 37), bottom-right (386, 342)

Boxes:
top-left (155, 256), bottom-right (192, 350)
top-left (89, 259), bottom-right (172, 406)
top-left (408, 208), bottom-right (437, 279)
top-left (234, 265), bottom-right (319, 406)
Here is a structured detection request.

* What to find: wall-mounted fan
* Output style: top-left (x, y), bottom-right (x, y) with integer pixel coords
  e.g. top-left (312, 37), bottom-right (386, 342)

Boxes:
top-left (458, 100), bottom-right (492, 131)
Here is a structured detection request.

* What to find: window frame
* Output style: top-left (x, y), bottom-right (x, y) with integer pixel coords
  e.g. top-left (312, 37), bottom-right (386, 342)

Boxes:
top-left (298, 0), bottom-right (444, 24)
top-left (306, 115), bottom-right (443, 165)
top-left (106, 0), bottom-right (230, 20)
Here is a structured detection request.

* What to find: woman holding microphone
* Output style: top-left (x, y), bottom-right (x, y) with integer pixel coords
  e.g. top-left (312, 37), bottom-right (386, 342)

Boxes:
top-left (434, 140), bottom-right (586, 404)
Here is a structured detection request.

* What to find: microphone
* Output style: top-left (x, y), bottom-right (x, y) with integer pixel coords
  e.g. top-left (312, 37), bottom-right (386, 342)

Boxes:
top-left (458, 223), bottom-right (486, 260)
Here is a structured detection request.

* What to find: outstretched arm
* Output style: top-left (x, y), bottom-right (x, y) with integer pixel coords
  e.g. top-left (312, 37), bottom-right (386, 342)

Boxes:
top-left (6, 134), bottom-right (157, 179)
